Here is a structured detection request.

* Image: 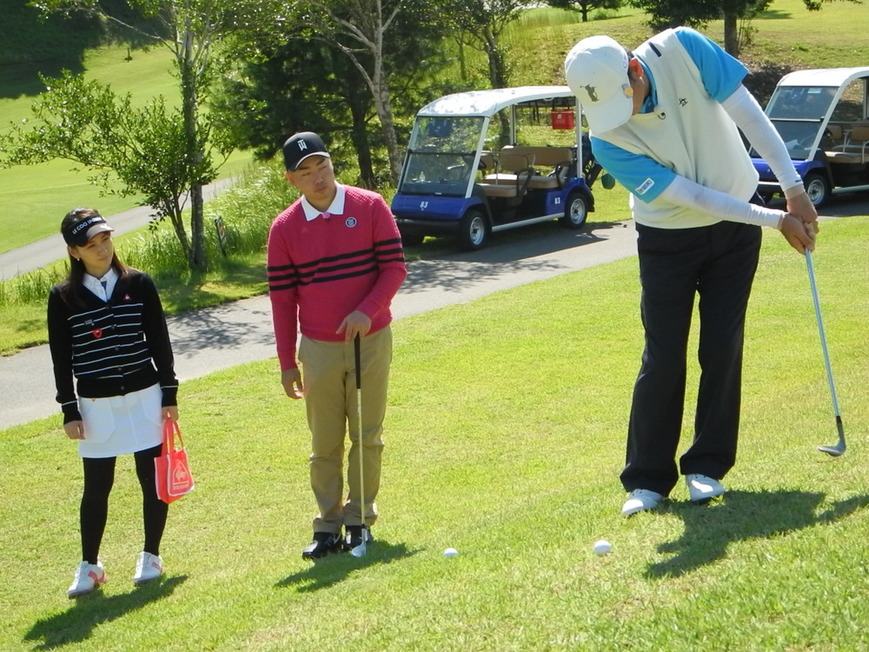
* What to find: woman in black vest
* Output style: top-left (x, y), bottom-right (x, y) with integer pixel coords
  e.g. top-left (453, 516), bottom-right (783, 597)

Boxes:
top-left (47, 208), bottom-right (179, 598)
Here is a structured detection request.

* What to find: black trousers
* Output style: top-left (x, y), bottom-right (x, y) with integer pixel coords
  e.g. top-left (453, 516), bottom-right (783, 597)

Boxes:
top-left (80, 444), bottom-right (168, 564)
top-left (620, 221), bottom-right (762, 496)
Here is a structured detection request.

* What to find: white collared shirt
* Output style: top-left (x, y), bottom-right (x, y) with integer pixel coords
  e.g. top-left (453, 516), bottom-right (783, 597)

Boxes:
top-left (300, 183), bottom-right (346, 221)
top-left (83, 267), bottom-right (119, 302)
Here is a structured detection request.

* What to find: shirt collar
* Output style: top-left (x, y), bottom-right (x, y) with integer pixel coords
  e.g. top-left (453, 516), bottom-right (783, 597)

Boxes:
top-left (301, 183), bottom-right (346, 221)
top-left (83, 266), bottom-right (119, 302)
top-left (637, 59), bottom-right (658, 114)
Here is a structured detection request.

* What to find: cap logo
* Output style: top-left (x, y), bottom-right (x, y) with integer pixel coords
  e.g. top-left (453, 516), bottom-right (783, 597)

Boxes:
top-left (297, 140), bottom-right (308, 152)
top-left (584, 85), bottom-right (599, 102)
top-left (71, 216), bottom-right (104, 236)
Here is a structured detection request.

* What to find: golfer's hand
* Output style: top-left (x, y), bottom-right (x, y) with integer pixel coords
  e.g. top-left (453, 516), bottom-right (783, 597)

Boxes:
top-left (64, 420), bottom-right (85, 440)
top-left (785, 190), bottom-right (819, 234)
top-left (337, 310), bottom-right (371, 342)
top-left (780, 213), bottom-right (815, 254)
top-left (282, 368), bottom-right (304, 399)
top-left (163, 406), bottom-right (179, 422)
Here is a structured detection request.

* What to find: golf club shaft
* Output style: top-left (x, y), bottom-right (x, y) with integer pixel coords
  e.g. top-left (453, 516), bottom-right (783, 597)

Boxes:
top-left (805, 250), bottom-right (842, 420)
top-left (354, 334), bottom-right (365, 532)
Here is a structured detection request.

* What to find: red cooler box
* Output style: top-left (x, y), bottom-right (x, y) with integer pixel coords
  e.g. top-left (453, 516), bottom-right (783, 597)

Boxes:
top-left (550, 110), bottom-right (575, 130)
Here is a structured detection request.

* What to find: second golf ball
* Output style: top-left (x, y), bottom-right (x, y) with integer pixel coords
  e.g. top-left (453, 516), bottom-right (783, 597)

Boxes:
top-left (443, 547), bottom-right (459, 558)
top-left (593, 539), bottom-right (612, 555)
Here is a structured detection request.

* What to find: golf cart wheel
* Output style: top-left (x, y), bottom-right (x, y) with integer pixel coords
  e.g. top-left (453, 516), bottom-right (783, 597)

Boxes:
top-left (399, 230), bottom-right (424, 247)
top-left (560, 190), bottom-right (588, 229)
top-left (803, 172), bottom-right (830, 208)
top-left (457, 209), bottom-right (489, 250)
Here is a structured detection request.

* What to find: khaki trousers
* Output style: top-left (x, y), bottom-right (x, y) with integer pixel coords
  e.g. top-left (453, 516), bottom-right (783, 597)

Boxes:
top-left (299, 327), bottom-right (392, 533)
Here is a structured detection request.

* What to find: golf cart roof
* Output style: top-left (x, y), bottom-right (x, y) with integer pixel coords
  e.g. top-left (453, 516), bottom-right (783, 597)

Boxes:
top-left (776, 67), bottom-right (869, 88)
top-left (417, 86), bottom-right (574, 118)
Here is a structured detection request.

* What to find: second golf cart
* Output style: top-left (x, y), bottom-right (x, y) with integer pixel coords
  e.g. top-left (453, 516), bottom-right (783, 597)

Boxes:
top-left (751, 66), bottom-right (869, 207)
top-left (391, 86), bottom-right (602, 250)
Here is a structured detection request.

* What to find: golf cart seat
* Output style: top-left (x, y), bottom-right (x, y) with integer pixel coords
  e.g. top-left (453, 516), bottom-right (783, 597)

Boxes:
top-left (480, 164), bottom-right (535, 198)
top-left (477, 182), bottom-right (523, 198)
top-left (483, 152), bottom-right (535, 186)
top-left (827, 125), bottom-right (869, 164)
top-left (505, 146), bottom-right (575, 189)
top-left (479, 152), bottom-right (496, 172)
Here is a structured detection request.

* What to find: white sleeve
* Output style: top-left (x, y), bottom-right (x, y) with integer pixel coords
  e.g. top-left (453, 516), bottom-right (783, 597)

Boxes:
top-left (722, 85), bottom-right (804, 197)
top-left (659, 175), bottom-right (785, 228)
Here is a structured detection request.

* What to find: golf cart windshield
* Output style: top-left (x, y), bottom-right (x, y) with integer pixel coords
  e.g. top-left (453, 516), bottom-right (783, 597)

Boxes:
top-left (756, 85), bottom-right (838, 160)
top-left (397, 116), bottom-right (485, 196)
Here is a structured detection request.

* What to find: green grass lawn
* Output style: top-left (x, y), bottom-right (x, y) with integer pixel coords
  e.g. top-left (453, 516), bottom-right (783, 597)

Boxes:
top-left (2, 215), bottom-right (867, 650)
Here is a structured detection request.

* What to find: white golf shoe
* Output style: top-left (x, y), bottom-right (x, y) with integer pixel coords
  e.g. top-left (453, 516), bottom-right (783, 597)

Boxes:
top-left (133, 552), bottom-right (163, 585)
top-left (622, 489), bottom-right (664, 516)
top-left (686, 474), bottom-right (725, 504)
top-left (67, 561), bottom-right (106, 598)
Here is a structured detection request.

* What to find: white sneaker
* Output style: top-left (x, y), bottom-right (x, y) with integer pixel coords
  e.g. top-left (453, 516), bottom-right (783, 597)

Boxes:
top-left (133, 552), bottom-right (163, 585)
top-left (686, 474), bottom-right (725, 504)
top-left (67, 561), bottom-right (106, 598)
top-left (622, 489), bottom-right (664, 516)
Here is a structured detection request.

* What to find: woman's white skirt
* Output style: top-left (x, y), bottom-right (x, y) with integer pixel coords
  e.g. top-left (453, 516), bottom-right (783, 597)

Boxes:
top-left (77, 383), bottom-right (163, 459)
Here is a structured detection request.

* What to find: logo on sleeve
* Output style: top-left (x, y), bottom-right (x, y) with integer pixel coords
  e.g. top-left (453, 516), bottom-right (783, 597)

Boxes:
top-left (635, 178), bottom-right (655, 195)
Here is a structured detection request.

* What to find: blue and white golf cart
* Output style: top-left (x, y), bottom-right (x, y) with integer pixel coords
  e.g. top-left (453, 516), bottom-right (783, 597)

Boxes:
top-left (752, 66), bottom-right (869, 207)
top-left (391, 86), bottom-right (601, 250)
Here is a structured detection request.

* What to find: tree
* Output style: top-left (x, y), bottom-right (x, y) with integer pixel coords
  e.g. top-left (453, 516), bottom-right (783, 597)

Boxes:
top-left (284, 0), bottom-right (412, 185)
top-left (545, 0), bottom-right (622, 23)
top-left (443, 0), bottom-right (526, 90)
top-left (212, 3), bottom-right (448, 188)
top-left (0, 71), bottom-right (222, 268)
top-left (211, 40), bottom-right (382, 186)
top-left (21, 0), bottom-right (252, 271)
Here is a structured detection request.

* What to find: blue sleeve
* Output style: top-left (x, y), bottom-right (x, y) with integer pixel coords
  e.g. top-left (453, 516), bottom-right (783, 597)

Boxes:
top-left (674, 27), bottom-right (747, 101)
top-left (590, 137), bottom-right (676, 203)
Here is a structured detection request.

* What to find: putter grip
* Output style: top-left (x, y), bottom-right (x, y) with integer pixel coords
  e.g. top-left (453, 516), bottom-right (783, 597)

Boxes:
top-left (354, 334), bottom-right (362, 390)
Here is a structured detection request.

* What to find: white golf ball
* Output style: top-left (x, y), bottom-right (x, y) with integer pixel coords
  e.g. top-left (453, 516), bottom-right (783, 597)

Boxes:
top-left (443, 547), bottom-right (459, 558)
top-left (593, 539), bottom-right (612, 556)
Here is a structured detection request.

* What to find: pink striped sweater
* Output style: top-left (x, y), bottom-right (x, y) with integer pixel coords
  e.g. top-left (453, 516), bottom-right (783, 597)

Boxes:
top-left (267, 185), bottom-right (407, 371)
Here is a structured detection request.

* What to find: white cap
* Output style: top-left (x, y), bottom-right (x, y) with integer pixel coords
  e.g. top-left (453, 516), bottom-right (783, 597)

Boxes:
top-left (564, 35), bottom-right (633, 133)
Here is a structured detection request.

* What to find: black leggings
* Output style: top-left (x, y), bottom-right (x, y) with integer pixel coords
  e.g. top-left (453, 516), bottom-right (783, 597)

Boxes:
top-left (80, 444), bottom-right (168, 564)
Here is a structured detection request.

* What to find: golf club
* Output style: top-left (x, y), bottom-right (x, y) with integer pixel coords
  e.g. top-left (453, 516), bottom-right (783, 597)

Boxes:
top-left (350, 333), bottom-right (368, 557)
top-left (805, 249), bottom-right (846, 457)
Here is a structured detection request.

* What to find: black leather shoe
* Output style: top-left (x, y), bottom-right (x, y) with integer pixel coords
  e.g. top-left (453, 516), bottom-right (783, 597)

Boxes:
top-left (343, 525), bottom-right (373, 551)
top-left (302, 532), bottom-right (342, 560)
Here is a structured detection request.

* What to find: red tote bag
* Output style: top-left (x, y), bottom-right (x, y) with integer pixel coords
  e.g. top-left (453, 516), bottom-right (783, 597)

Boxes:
top-left (155, 420), bottom-right (195, 504)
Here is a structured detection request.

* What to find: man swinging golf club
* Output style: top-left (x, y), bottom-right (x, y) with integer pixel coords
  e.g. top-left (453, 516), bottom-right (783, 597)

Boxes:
top-left (267, 132), bottom-right (407, 558)
top-left (564, 28), bottom-right (818, 516)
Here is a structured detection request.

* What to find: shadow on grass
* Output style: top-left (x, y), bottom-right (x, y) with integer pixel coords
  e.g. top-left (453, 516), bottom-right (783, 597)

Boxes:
top-left (402, 220), bottom-right (632, 295)
top-left (275, 540), bottom-right (420, 593)
top-left (645, 490), bottom-right (869, 579)
top-left (23, 575), bottom-right (187, 650)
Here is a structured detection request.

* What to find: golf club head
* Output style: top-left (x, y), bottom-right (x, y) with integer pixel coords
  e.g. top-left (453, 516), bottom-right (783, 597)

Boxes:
top-left (349, 542), bottom-right (367, 558)
top-left (817, 442), bottom-right (846, 457)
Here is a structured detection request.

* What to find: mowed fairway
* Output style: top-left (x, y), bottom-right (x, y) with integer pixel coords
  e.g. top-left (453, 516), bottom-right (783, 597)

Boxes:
top-left (2, 216), bottom-right (867, 650)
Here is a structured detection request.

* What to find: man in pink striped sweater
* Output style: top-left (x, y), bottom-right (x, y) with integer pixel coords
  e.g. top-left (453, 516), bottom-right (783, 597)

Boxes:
top-left (267, 132), bottom-right (407, 560)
